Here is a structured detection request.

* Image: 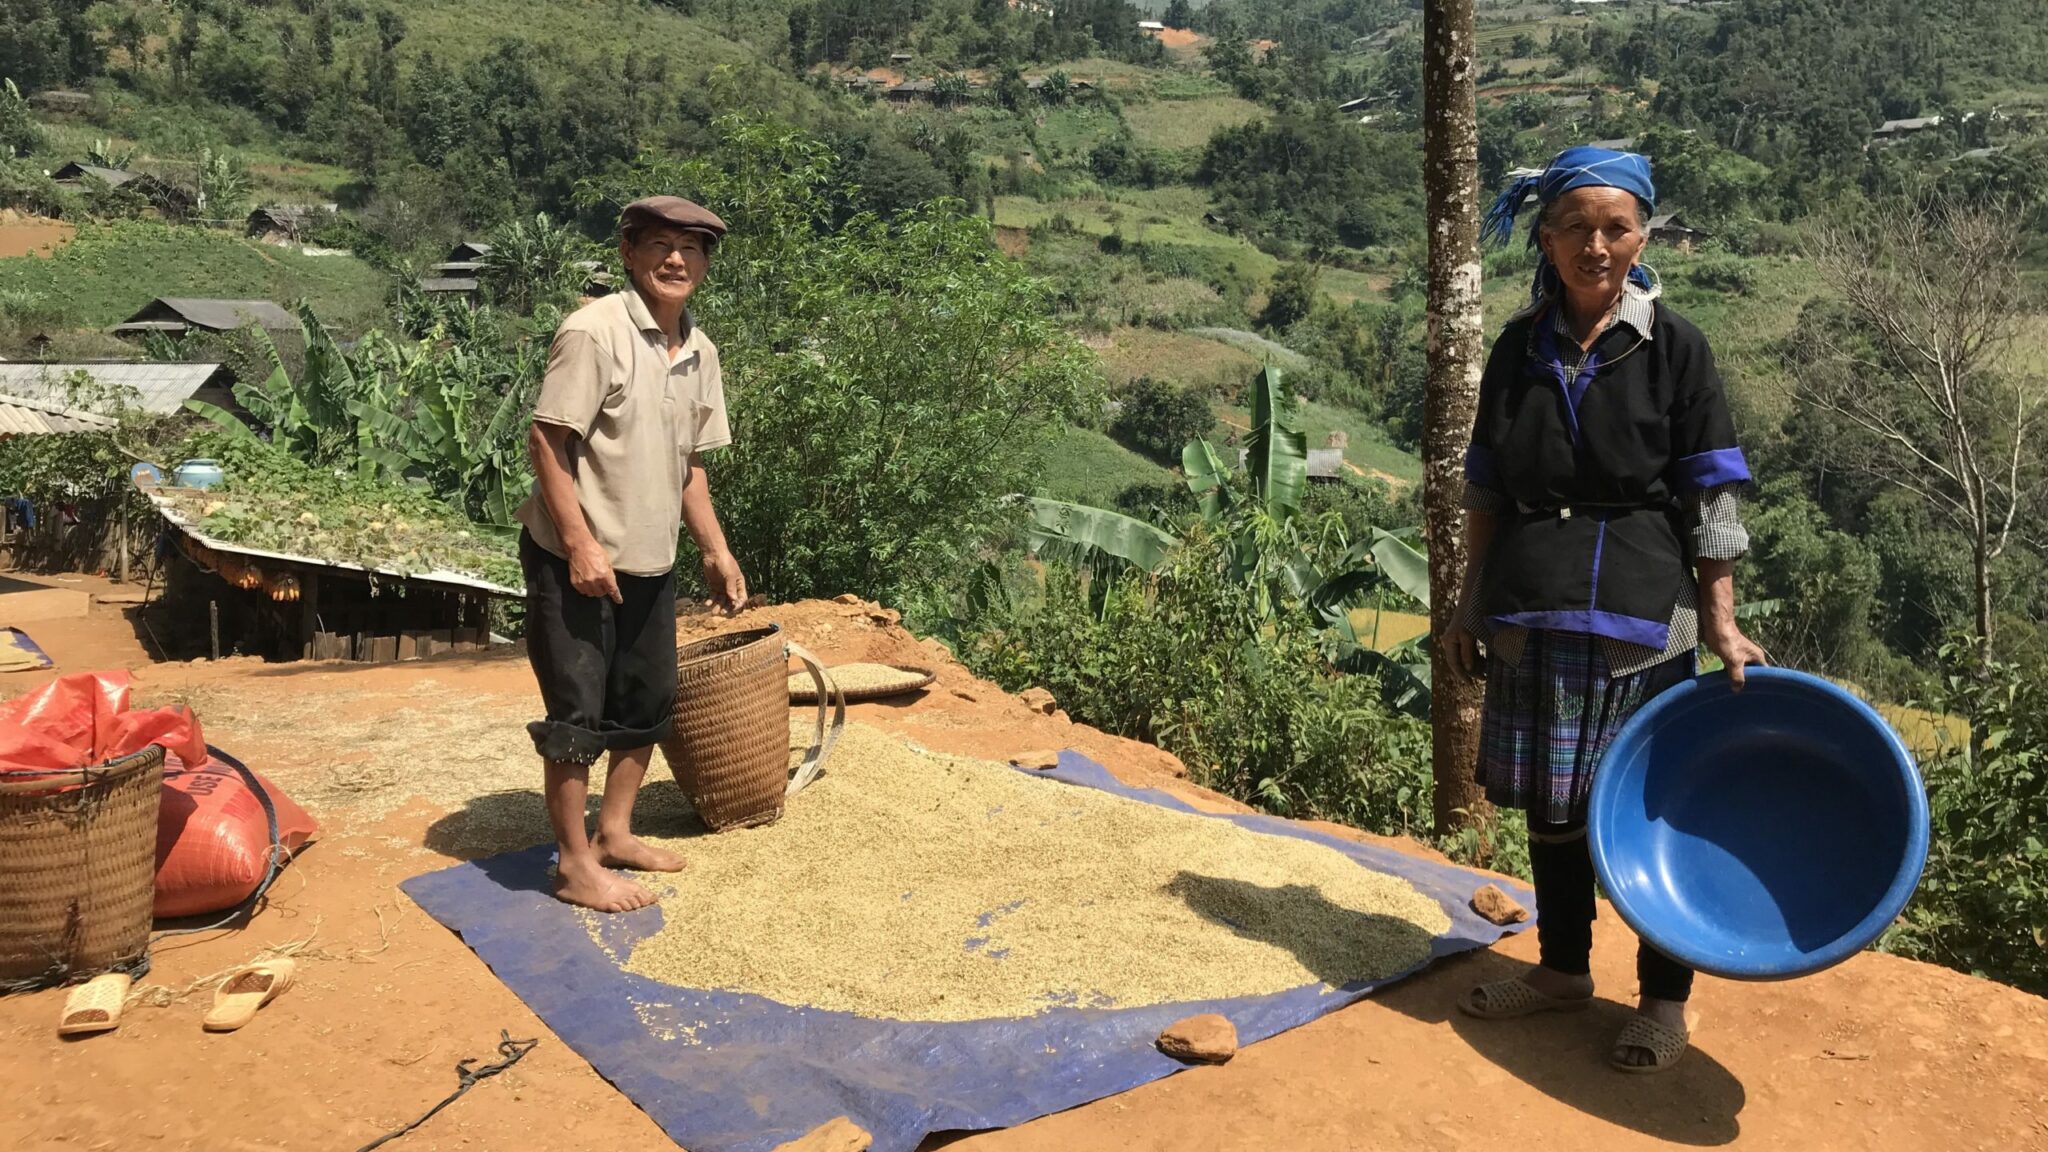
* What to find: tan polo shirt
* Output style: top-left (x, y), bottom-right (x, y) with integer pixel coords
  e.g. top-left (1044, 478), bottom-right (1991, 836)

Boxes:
top-left (516, 289), bottom-right (731, 576)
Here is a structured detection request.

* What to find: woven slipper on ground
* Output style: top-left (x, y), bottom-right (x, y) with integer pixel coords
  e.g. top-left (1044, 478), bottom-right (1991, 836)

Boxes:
top-left (787, 663), bottom-right (934, 704)
top-left (1457, 977), bottom-right (1594, 1020)
top-left (1610, 1014), bottom-right (1691, 1074)
top-left (58, 973), bottom-right (132, 1037)
top-left (202, 958), bottom-right (297, 1033)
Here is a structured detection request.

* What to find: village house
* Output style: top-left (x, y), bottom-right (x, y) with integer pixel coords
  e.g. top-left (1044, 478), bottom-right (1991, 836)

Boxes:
top-left (245, 204), bottom-right (337, 244)
top-left (1872, 115), bottom-right (1942, 144)
top-left (0, 392), bottom-right (118, 438)
top-left (1648, 212), bottom-right (1711, 252)
top-left (28, 90), bottom-right (91, 116)
top-left (108, 299), bottom-right (296, 341)
top-left (0, 361), bottom-right (238, 417)
top-left (886, 79), bottom-right (939, 104)
top-left (50, 162), bottom-right (193, 216)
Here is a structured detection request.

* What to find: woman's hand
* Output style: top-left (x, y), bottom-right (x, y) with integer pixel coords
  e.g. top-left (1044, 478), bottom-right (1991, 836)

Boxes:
top-left (1703, 619), bottom-right (1768, 690)
top-left (1445, 627), bottom-right (1485, 683)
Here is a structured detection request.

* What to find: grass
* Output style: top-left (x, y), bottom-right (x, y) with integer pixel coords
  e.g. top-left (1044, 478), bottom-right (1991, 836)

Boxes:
top-left (1034, 106), bottom-right (1131, 164)
top-left (1188, 326), bottom-right (1310, 371)
top-left (1001, 188), bottom-right (1392, 309)
top-left (1122, 94), bottom-right (1266, 152)
top-left (1094, 326), bottom-right (1261, 387)
top-left (1216, 397), bottom-right (1423, 484)
top-left (399, 0), bottom-right (757, 67)
top-left (1035, 425), bottom-right (1178, 504)
top-left (999, 193), bottom-right (1253, 256)
top-left (0, 220), bottom-right (391, 331)
top-left (33, 120), bottom-right (358, 204)
top-left (1347, 608), bottom-right (1433, 651)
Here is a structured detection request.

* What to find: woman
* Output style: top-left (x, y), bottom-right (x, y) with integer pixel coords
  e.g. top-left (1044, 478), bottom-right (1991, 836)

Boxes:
top-left (1446, 146), bottom-right (1767, 1074)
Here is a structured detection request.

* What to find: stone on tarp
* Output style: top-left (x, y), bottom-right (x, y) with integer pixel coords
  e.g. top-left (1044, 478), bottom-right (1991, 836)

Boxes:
top-left (1470, 883), bottom-right (1529, 926)
top-left (1009, 750), bottom-right (1061, 771)
top-left (1157, 1013), bottom-right (1238, 1064)
top-left (772, 1116), bottom-right (872, 1152)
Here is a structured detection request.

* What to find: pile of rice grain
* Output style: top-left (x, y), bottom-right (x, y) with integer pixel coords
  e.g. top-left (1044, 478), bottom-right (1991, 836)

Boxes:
top-left (615, 722), bottom-right (1450, 1022)
top-left (788, 663), bottom-right (933, 702)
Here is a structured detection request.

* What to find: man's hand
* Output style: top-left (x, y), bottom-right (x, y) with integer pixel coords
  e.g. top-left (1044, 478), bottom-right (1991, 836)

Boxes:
top-left (703, 549), bottom-right (748, 615)
top-left (568, 541), bottom-right (622, 604)
top-left (1704, 619), bottom-right (1768, 690)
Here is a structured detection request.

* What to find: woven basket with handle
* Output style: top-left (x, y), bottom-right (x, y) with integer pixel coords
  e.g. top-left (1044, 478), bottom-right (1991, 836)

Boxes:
top-left (0, 744), bottom-right (165, 991)
top-left (663, 625), bottom-right (844, 831)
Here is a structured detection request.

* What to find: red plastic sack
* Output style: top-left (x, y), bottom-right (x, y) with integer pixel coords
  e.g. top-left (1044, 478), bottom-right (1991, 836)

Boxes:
top-left (155, 751), bottom-right (319, 918)
top-left (0, 670), bottom-right (207, 773)
top-left (0, 670), bottom-right (318, 917)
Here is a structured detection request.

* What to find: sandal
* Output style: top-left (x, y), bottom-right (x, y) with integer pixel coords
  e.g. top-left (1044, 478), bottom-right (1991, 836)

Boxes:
top-left (1611, 1014), bottom-right (1690, 1074)
top-left (59, 973), bottom-right (132, 1037)
top-left (1458, 977), bottom-right (1594, 1020)
top-left (202, 958), bottom-right (297, 1033)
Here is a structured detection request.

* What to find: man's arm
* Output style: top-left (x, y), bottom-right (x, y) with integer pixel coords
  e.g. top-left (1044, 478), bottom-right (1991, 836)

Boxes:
top-left (528, 422), bottom-right (620, 603)
top-left (680, 453), bottom-right (746, 613)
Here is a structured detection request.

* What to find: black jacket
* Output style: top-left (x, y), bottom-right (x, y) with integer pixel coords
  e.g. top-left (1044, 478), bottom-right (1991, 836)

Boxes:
top-left (1462, 302), bottom-right (1748, 650)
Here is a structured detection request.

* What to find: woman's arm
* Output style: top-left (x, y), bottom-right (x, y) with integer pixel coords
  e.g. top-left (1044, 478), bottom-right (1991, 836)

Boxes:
top-left (1698, 558), bottom-right (1767, 689)
top-left (1690, 485), bottom-right (1766, 688)
top-left (1447, 508), bottom-right (1498, 682)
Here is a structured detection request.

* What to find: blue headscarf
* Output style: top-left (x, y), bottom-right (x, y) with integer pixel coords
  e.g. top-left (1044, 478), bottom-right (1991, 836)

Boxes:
top-left (1483, 145), bottom-right (1657, 304)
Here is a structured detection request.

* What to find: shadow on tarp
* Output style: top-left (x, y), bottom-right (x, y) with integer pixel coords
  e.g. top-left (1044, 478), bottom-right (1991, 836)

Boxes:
top-left (401, 751), bottom-right (1536, 1152)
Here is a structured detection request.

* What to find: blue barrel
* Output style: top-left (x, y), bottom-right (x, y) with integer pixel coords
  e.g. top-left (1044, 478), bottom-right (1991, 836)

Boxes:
top-left (1588, 667), bottom-right (1930, 980)
top-left (173, 459), bottom-right (225, 490)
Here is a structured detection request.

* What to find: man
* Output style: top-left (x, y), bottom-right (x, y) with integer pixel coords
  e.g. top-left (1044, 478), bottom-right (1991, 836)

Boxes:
top-left (517, 195), bottom-right (749, 913)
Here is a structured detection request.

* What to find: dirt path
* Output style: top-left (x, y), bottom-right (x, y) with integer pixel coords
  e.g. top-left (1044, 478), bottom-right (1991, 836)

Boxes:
top-left (2, 596), bottom-right (2045, 1151)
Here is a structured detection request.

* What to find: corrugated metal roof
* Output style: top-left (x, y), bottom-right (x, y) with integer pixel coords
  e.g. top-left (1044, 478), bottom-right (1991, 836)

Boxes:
top-left (143, 489), bottom-right (522, 598)
top-left (0, 362), bottom-right (226, 415)
top-left (420, 277), bottom-right (480, 293)
top-left (137, 298), bottom-right (298, 331)
top-left (52, 162), bottom-right (137, 186)
top-left (0, 394), bottom-right (119, 435)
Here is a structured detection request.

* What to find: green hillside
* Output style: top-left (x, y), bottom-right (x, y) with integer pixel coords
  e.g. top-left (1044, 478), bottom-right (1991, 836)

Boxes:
top-left (0, 221), bottom-right (388, 330)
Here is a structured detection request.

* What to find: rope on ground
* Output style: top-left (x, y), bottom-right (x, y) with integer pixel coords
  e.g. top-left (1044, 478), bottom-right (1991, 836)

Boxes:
top-left (353, 1031), bottom-right (540, 1152)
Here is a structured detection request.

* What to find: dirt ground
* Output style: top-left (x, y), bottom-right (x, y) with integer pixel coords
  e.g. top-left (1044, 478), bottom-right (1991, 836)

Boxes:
top-left (3, 585), bottom-right (2047, 1152)
top-left (0, 210), bottom-right (76, 259)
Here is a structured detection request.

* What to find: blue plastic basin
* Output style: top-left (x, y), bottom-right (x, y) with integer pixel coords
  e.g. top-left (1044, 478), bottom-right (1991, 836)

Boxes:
top-left (1587, 667), bottom-right (1930, 981)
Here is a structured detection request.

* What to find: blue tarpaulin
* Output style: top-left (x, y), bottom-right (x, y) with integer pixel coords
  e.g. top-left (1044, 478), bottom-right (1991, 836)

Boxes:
top-left (402, 751), bottom-right (1534, 1152)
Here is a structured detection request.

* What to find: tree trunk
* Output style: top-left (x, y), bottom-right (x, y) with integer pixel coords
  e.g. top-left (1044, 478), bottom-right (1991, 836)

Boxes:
top-left (1421, 0), bottom-right (1488, 837)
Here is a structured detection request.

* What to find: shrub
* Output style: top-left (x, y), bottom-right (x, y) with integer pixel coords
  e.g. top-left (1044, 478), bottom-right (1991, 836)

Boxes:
top-left (953, 534), bottom-right (1435, 837)
top-left (581, 118), bottom-right (1098, 605)
top-left (1110, 377), bottom-right (1216, 464)
top-left (1687, 256), bottom-right (1758, 296)
top-left (1884, 642), bottom-right (2048, 995)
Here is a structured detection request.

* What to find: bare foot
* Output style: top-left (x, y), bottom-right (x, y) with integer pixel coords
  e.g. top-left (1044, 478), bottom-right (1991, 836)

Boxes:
top-left (1614, 996), bottom-right (1691, 1068)
top-left (592, 831), bottom-right (687, 874)
top-left (553, 855), bottom-right (656, 913)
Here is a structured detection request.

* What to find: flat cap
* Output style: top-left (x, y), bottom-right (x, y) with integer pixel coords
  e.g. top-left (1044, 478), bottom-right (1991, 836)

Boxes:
top-left (619, 195), bottom-right (727, 240)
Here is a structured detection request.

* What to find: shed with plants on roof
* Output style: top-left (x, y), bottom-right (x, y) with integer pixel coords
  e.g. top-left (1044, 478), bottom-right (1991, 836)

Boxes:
top-left (140, 478), bottom-right (521, 665)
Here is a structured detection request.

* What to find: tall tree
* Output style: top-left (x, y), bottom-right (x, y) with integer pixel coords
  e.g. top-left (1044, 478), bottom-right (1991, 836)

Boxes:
top-left (1800, 197), bottom-right (2044, 701)
top-left (1420, 0), bottom-right (1486, 836)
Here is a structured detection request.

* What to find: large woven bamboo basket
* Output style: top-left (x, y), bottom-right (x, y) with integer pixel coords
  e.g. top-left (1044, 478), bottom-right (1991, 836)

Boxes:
top-left (0, 745), bottom-right (165, 991)
top-left (664, 625), bottom-right (844, 831)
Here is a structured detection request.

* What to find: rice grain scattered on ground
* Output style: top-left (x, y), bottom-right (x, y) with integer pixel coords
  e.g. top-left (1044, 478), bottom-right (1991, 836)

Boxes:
top-left (616, 723), bottom-right (1450, 1022)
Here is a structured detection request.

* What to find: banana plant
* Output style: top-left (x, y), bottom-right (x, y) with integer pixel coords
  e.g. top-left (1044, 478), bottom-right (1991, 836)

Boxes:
top-left (1017, 365), bottom-right (1436, 715)
top-left (188, 308), bottom-right (537, 527)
